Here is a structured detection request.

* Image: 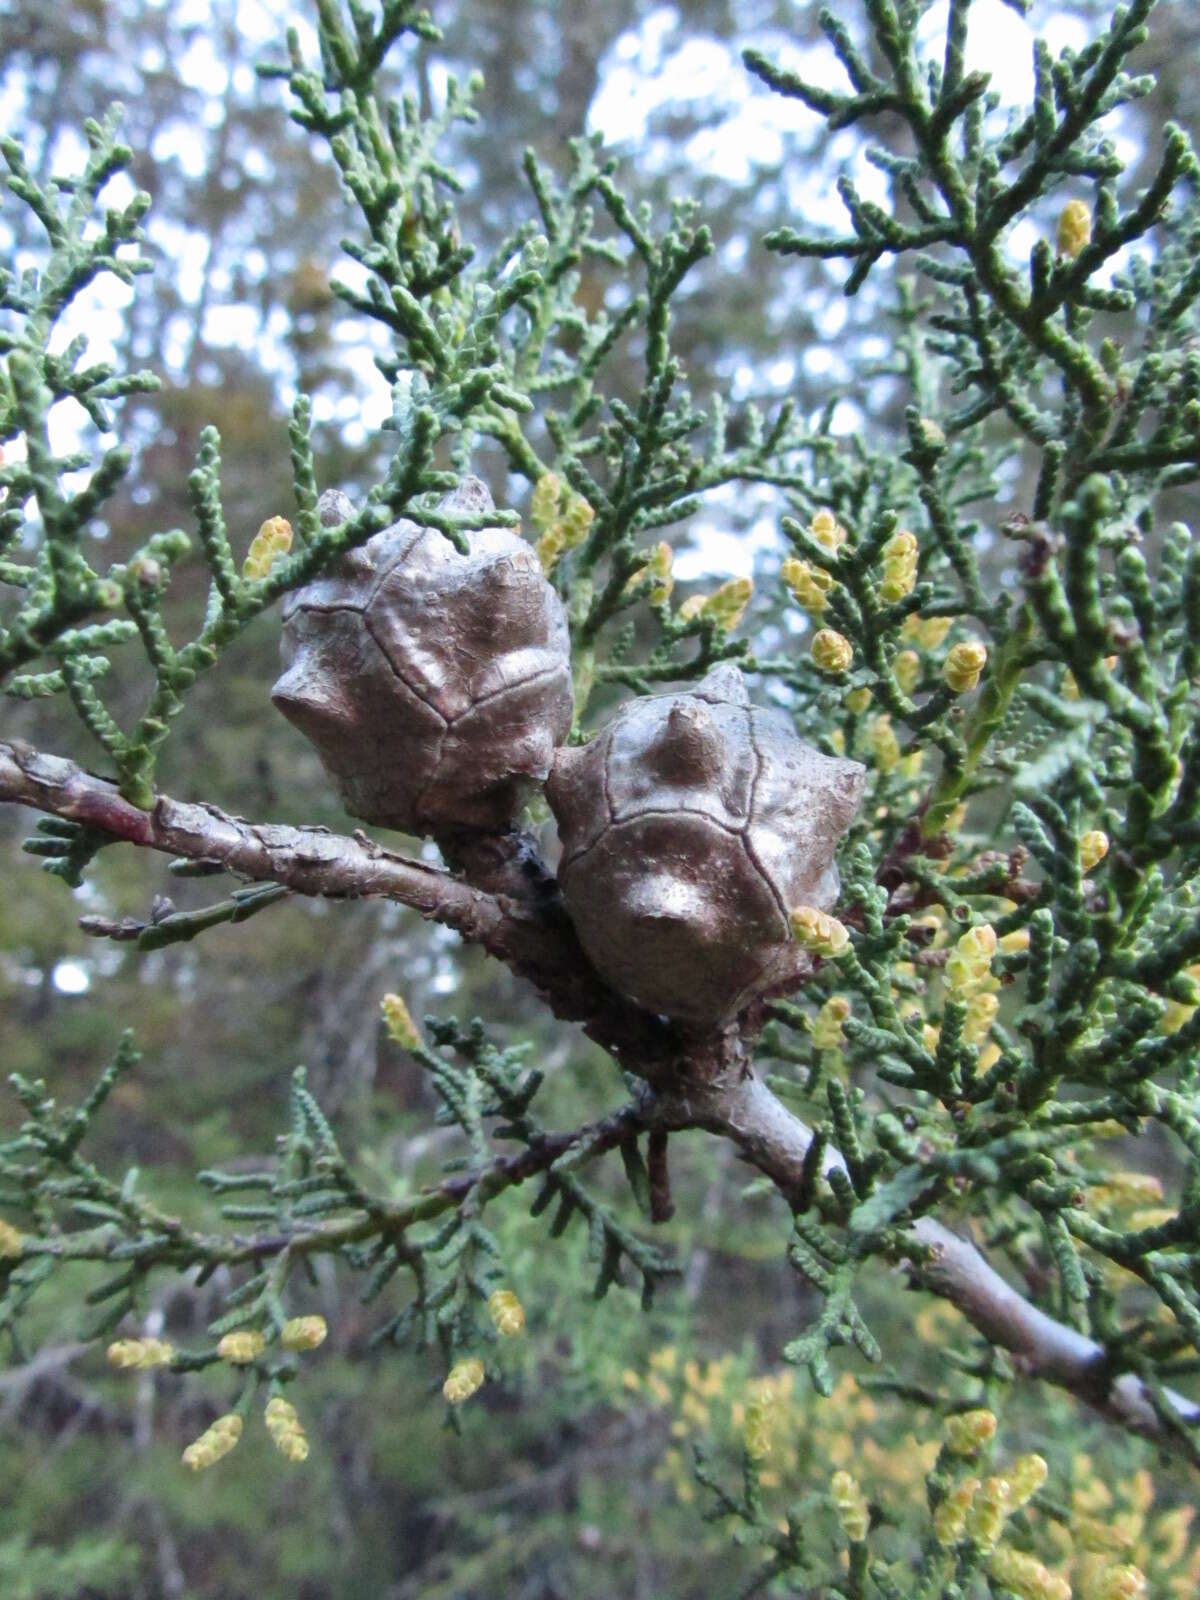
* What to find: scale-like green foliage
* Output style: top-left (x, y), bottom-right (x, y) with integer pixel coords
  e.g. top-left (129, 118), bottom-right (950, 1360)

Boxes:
top-left (3, 0), bottom-right (1200, 1590)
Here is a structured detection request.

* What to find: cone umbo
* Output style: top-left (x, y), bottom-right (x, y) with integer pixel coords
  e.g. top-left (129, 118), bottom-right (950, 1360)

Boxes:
top-left (547, 664), bottom-right (865, 1022)
top-left (272, 478), bottom-right (573, 833)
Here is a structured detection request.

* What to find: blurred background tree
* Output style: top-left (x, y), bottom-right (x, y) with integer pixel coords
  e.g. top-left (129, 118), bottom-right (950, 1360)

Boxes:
top-left (2, 1), bottom-right (1199, 1596)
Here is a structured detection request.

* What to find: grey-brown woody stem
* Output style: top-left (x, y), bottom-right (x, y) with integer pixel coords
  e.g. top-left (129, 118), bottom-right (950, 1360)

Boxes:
top-left (2, 735), bottom-right (1196, 1456)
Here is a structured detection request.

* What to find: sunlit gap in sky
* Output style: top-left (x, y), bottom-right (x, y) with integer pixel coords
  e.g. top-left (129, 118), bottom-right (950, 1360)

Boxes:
top-left (586, 1), bottom-right (1135, 578)
top-left (2, 1), bottom-right (1143, 586)
top-left (51, 960), bottom-right (91, 995)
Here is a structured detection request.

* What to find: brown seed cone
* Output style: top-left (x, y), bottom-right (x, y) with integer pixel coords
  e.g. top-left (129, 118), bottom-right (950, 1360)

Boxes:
top-left (272, 479), bottom-right (573, 833)
top-left (547, 664), bottom-right (864, 1023)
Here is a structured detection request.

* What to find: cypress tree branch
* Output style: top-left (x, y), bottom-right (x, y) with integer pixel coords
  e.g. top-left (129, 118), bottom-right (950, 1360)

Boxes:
top-left (0, 737), bottom-right (678, 1062)
top-left (0, 738), bottom-right (498, 936)
top-left (5, 734), bottom-right (1196, 1456)
top-left (15, 1098), bottom-right (647, 1274)
top-left (670, 1069), bottom-right (1200, 1456)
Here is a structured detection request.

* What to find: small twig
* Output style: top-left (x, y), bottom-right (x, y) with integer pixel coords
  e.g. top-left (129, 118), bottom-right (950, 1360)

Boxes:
top-left (647, 1129), bottom-right (675, 1224)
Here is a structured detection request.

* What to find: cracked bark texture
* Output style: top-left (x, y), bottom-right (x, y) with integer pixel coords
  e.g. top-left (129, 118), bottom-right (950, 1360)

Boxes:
top-left (1, 734), bottom-right (1197, 1457)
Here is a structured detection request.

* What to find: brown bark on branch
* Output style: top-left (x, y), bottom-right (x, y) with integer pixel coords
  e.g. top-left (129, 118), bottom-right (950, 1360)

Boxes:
top-left (2, 736), bottom-right (1197, 1458)
top-left (667, 1068), bottom-right (1200, 1451)
top-left (0, 740), bottom-right (495, 929)
top-left (0, 739), bottom-right (674, 1064)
